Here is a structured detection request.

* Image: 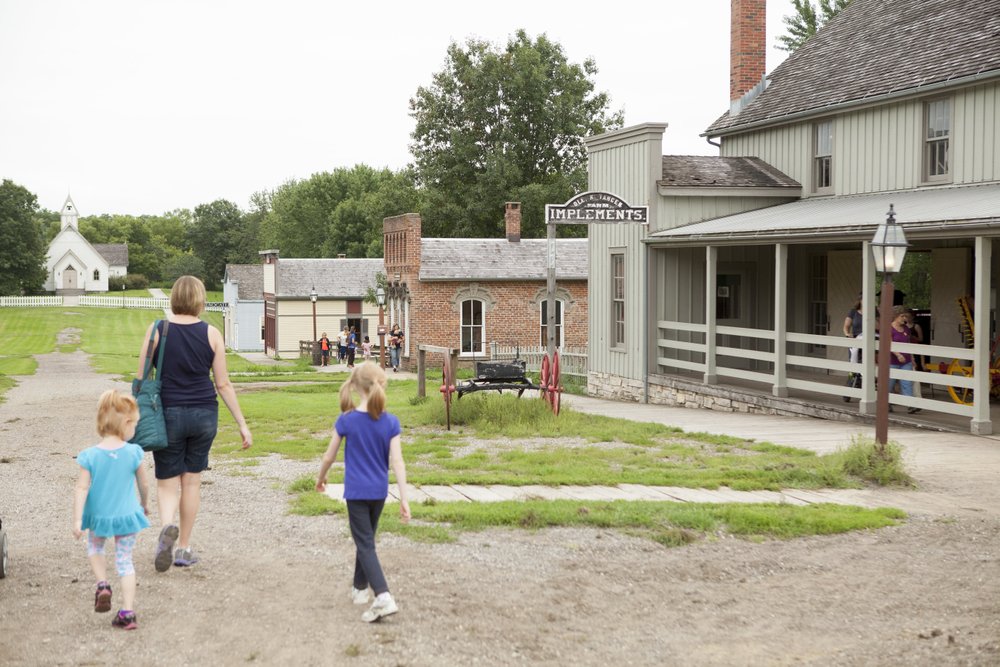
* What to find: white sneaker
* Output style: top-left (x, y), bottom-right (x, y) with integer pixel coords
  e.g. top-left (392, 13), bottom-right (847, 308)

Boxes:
top-left (351, 587), bottom-right (371, 605)
top-left (361, 593), bottom-right (398, 623)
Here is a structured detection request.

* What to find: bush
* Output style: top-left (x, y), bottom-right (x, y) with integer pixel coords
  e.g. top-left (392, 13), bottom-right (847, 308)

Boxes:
top-left (839, 435), bottom-right (914, 486)
top-left (124, 273), bottom-right (149, 290)
top-left (108, 276), bottom-right (127, 291)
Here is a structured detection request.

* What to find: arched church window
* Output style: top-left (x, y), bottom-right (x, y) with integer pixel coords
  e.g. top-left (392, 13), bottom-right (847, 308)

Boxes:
top-left (93, 269), bottom-right (100, 281)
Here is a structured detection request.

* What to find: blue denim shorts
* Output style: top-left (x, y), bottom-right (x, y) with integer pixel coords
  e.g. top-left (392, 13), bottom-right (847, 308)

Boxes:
top-left (153, 406), bottom-right (218, 480)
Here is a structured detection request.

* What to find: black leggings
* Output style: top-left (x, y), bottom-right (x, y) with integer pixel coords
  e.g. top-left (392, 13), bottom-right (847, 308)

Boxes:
top-left (347, 348), bottom-right (356, 366)
top-left (346, 499), bottom-right (388, 594)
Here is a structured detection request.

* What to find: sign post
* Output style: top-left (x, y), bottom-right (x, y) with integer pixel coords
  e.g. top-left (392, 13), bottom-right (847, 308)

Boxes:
top-left (543, 191), bottom-right (649, 360)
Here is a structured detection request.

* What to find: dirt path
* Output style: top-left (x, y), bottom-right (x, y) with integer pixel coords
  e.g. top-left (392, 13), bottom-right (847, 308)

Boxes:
top-left (0, 348), bottom-right (998, 666)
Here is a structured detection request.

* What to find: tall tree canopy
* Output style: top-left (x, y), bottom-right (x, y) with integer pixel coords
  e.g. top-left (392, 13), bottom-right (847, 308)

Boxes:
top-left (409, 30), bottom-right (623, 238)
top-left (777, 0), bottom-right (851, 52)
top-left (188, 199), bottom-right (252, 287)
top-left (259, 166), bottom-right (420, 259)
top-left (0, 179), bottom-right (47, 295)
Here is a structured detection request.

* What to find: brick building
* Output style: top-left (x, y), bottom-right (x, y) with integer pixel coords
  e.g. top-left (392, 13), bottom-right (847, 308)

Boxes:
top-left (383, 203), bottom-right (588, 369)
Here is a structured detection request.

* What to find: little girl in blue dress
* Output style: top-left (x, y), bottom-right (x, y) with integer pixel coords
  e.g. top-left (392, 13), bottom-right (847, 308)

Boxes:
top-left (72, 390), bottom-right (151, 630)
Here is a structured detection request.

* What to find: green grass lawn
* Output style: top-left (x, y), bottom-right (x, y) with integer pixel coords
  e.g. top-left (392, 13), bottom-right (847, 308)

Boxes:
top-left (1, 307), bottom-right (909, 548)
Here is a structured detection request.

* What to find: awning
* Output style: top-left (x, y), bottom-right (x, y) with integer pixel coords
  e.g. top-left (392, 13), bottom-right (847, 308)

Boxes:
top-left (647, 182), bottom-right (1000, 245)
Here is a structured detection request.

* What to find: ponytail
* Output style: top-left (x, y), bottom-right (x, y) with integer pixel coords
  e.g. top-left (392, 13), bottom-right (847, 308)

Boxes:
top-left (339, 364), bottom-right (388, 419)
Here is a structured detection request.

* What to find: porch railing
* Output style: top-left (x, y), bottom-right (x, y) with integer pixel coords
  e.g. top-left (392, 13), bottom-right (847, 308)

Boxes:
top-left (490, 343), bottom-right (588, 377)
top-left (657, 320), bottom-right (976, 418)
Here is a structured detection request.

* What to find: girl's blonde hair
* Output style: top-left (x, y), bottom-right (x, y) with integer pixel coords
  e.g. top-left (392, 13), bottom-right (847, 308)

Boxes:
top-left (96, 390), bottom-right (139, 439)
top-left (339, 363), bottom-right (387, 419)
top-left (170, 275), bottom-right (207, 316)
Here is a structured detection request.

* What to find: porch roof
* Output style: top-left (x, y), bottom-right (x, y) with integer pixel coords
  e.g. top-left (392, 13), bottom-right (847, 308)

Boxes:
top-left (647, 182), bottom-right (1000, 245)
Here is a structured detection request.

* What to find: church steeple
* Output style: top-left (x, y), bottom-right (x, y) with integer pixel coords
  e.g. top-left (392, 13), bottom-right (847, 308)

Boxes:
top-left (60, 194), bottom-right (79, 230)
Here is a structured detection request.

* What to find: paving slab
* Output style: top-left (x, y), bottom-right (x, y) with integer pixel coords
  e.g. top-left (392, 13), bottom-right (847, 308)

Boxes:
top-left (514, 485), bottom-right (578, 500)
top-left (650, 486), bottom-right (723, 503)
top-left (556, 485), bottom-right (627, 501)
top-left (711, 487), bottom-right (779, 504)
top-left (615, 484), bottom-right (676, 501)
top-left (322, 484), bottom-right (345, 501)
top-left (485, 485), bottom-right (531, 501)
top-left (419, 485), bottom-right (471, 502)
top-left (386, 484), bottom-right (430, 504)
top-left (451, 484), bottom-right (507, 502)
top-left (780, 489), bottom-right (844, 505)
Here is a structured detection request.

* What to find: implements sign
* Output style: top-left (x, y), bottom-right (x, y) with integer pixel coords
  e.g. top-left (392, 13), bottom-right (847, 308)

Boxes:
top-left (545, 191), bottom-right (648, 225)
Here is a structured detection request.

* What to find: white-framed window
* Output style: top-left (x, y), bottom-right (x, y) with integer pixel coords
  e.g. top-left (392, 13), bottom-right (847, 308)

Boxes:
top-left (924, 98), bottom-right (951, 182)
top-left (813, 120), bottom-right (833, 193)
top-left (611, 252), bottom-right (625, 348)
top-left (93, 269), bottom-right (100, 281)
top-left (460, 299), bottom-right (485, 355)
top-left (539, 300), bottom-right (564, 348)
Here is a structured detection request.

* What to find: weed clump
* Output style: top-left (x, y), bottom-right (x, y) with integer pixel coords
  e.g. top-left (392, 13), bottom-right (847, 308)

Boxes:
top-left (839, 435), bottom-right (914, 487)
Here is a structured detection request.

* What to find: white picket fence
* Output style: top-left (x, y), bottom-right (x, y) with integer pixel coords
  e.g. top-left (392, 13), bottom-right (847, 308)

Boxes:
top-left (79, 295), bottom-right (170, 309)
top-left (0, 295), bottom-right (227, 313)
top-left (489, 343), bottom-right (588, 377)
top-left (0, 296), bottom-right (63, 307)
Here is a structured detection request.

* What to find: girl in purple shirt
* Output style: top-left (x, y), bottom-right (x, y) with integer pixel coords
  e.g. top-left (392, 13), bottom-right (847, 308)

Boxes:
top-left (316, 364), bottom-right (410, 622)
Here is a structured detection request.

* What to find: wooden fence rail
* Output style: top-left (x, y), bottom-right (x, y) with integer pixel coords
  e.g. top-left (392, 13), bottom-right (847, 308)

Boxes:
top-left (490, 343), bottom-right (588, 377)
top-left (0, 296), bottom-right (63, 307)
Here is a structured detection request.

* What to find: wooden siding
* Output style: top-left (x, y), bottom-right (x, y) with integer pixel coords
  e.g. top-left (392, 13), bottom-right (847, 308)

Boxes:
top-left (721, 81), bottom-right (1000, 195)
top-left (587, 136), bottom-right (658, 382)
top-left (657, 196), bottom-right (791, 229)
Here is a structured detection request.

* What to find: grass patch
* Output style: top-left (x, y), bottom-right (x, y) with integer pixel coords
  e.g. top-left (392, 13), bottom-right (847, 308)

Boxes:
top-left (837, 435), bottom-right (914, 486)
top-left (288, 493), bottom-right (905, 546)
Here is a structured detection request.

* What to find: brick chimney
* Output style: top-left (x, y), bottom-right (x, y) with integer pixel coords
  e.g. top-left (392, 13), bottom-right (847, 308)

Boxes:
top-left (383, 213), bottom-right (422, 277)
top-left (730, 0), bottom-right (766, 104)
top-left (505, 202), bottom-right (521, 243)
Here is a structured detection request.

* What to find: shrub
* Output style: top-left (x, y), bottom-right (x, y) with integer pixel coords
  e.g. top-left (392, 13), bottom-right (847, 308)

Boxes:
top-left (108, 276), bottom-right (127, 291)
top-left (124, 273), bottom-right (149, 290)
top-left (839, 435), bottom-right (914, 487)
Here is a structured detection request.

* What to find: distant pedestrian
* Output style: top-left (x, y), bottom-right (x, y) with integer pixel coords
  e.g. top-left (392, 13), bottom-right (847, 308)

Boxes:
top-left (889, 305), bottom-right (920, 414)
top-left (388, 324), bottom-right (403, 372)
top-left (316, 364), bottom-right (410, 622)
top-left (361, 335), bottom-right (372, 363)
top-left (347, 326), bottom-right (357, 368)
top-left (319, 332), bottom-right (332, 367)
top-left (338, 327), bottom-right (349, 365)
top-left (72, 390), bottom-right (151, 630)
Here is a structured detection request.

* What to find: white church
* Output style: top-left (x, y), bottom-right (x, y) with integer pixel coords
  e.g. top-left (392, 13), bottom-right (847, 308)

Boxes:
top-left (44, 196), bottom-right (128, 294)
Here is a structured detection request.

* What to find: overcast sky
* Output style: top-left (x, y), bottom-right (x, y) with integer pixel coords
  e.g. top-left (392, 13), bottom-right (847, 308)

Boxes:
top-left (0, 0), bottom-right (795, 216)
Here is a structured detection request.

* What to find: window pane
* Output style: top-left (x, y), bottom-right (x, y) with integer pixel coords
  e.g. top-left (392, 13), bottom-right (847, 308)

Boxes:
top-left (816, 121), bottom-right (832, 156)
top-left (472, 301), bottom-right (482, 325)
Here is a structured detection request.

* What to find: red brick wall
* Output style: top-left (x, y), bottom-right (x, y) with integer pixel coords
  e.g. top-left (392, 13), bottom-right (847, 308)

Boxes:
top-left (407, 279), bottom-right (589, 370)
top-left (730, 0), bottom-right (766, 101)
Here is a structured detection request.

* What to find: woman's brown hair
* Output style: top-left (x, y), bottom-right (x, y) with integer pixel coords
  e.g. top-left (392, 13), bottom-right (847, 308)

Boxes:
top-left (339, 363), bottom-right (387, 419)
top-left (170, 275), bottom-right (207, 316)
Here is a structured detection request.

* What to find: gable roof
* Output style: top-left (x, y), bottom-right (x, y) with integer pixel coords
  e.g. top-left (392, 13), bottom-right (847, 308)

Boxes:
top-left (659, 156), bottom-right (800, 189)
top-left (706, 0), bottom-right (1000, 135)
top-left (224, 264), bottom-right (264, 300)
top-left (277, 258), bottom-right (383, 298)
top-left (92, 243), bottom-right (128, 266)
top-left (420, 239), bottom-right (588, 281)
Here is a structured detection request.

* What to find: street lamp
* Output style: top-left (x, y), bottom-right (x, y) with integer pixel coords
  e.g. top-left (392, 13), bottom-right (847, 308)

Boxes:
top-left (309, 286), bottom-right (318, 349)
top-left (871, 204), bottom-right (908, 447)
top-left (375, 286), bottom-right (386, 371)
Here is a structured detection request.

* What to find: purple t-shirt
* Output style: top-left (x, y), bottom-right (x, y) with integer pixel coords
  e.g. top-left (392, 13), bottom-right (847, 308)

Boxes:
top-left (335, 410), bottom-right (401, 500)
top-left (890, 325), bottom-right (912, 366)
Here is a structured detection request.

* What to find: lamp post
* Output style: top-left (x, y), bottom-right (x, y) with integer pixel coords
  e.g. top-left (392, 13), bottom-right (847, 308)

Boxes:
top-left (871, 204), bottom-right (908, 448)
top-left (309, 286), bottom-right (318, 349)
top-left (376, 286), bottom-right (386, 370)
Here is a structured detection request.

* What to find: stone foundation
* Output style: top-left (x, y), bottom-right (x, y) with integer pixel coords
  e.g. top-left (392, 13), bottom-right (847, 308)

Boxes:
top-left (588, 371), bottom-right (876, 425)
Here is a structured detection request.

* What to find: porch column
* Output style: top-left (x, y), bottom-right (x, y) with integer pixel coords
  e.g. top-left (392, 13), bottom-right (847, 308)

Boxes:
top-left (772, 243), bottom-right (788, 397)
top-left (859, 241), bottom-right (877, 415)
top-left (972, 236), bottom-right (993, 434)
top-left (704, 245), bottom-right (718, 384)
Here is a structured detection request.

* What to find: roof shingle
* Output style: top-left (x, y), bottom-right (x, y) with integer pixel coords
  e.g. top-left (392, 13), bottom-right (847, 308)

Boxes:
top-left (419, 239), bottom-right (588, 281)
top-left (92, 243), bottom-right (128, 266)
top-left (277, 258), bottom-right (383, 298)
top-left (224, 264), bottom-right (264, 301)
top-left (659, 156), bottom-right (800, 189)
top-left (706, 0), bottom-right (1000, 135)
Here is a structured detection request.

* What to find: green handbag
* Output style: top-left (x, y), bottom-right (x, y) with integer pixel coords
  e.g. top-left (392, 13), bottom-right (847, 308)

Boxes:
top-left (131, 320), bottom-right (170, 452)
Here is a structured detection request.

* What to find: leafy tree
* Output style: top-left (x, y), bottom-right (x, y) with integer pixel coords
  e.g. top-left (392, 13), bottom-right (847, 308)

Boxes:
top-left (260, 166), bottom-right (420, 259)
top-left (163, 253), bottom-right (205, 283)
top-left (777, 0), bottom-right (851, 52)
top-left (0, 179), bottom-right (47, 295)
top-left (188, 199), bottom-right (246, 287)
top-left (409, 30), bottom-right (623, 238)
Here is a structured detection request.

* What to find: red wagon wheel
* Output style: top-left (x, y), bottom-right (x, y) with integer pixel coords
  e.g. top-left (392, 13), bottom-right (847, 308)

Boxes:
top-left (540, 354), bottom-right (550, 403)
